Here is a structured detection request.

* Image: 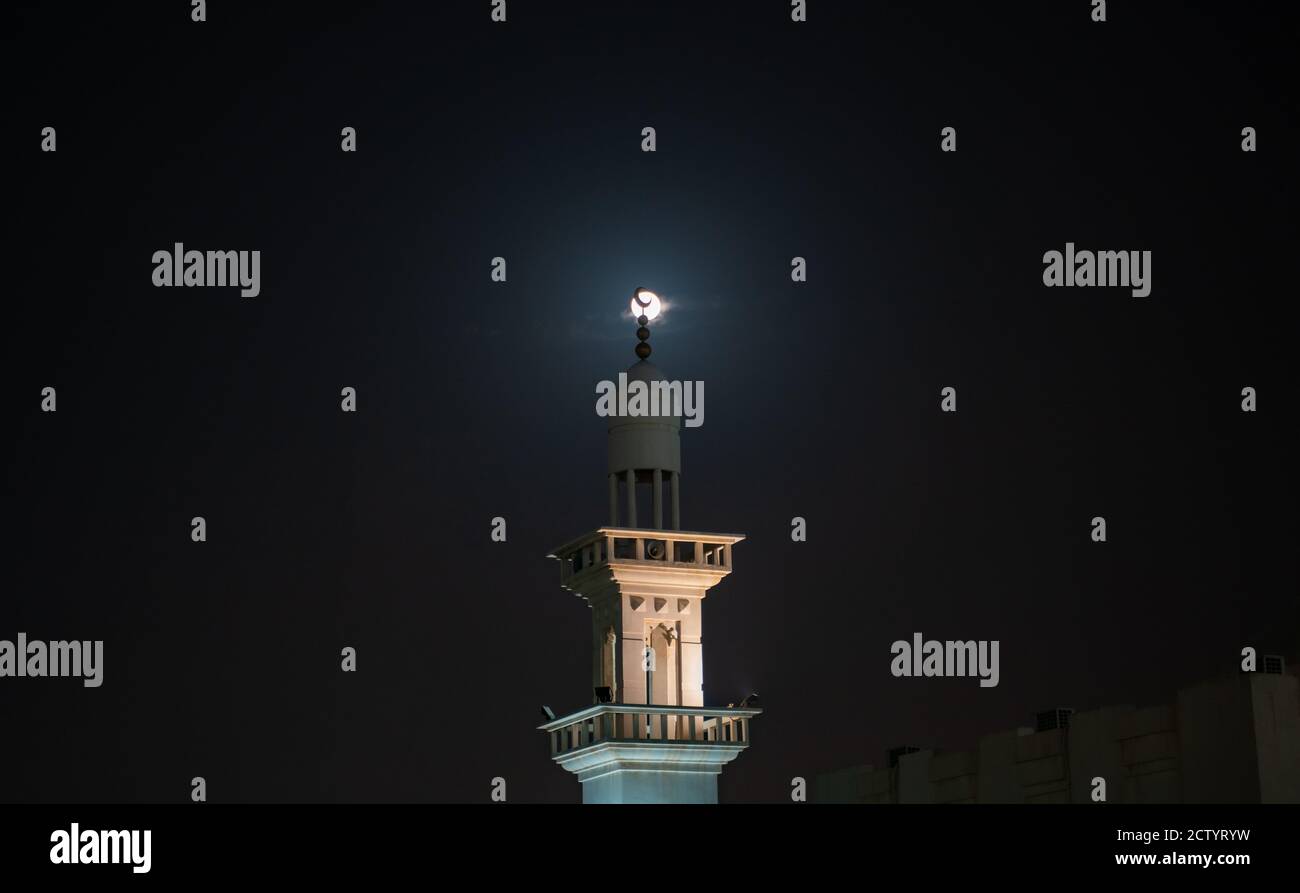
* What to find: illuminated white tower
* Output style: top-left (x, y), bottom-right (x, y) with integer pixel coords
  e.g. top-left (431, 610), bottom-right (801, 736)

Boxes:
top-left (539, 289), bottom-right (760, 804)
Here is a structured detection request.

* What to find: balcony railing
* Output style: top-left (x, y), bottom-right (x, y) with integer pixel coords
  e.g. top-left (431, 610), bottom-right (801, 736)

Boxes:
top-left (539, 704), bottom-right (761, 756)
top-left (550, 527), bottom-right (745, 585)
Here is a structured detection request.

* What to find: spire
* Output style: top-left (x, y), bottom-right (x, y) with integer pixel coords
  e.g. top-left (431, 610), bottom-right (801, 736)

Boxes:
top-left (610, 287), bottom-right (679, 529)
top-left (630, 287), bottom-right (661, 360)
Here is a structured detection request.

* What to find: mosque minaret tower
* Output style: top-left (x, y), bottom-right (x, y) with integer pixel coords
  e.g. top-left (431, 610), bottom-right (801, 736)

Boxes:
top-left (538, 289), bottom-right (759, 804)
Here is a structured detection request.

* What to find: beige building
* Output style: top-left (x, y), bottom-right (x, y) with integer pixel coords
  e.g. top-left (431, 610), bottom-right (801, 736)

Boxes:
top-left (817, 663), bottom-right (1300, 804)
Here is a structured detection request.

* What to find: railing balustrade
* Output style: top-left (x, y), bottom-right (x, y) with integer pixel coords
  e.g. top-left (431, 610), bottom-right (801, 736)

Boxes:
top-left (554, 527), bottom-right (739, 584)
top-left (543, 704), bottom-right (759, 756)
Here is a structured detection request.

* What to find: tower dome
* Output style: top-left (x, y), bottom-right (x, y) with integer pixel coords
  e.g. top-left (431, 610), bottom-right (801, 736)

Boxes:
top-left (607, 359), bottom-right (682, 480)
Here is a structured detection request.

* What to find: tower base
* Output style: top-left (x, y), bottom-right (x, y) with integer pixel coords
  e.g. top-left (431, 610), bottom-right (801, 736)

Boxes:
top-left (555, 741), bottom-right (748, 804)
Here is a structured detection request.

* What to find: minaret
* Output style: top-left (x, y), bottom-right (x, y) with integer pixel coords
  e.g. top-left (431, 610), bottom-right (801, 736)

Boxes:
top-left (539, 289), bottom-right (759, 804)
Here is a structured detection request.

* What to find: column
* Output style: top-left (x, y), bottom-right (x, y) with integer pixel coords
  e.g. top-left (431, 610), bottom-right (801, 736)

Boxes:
top-left (626, 469), bottom-right (637, 528)
top-left (671, 471), bottom-right (681, 530)
top-left (608, 473), bottom-right (618, 526)
top-left (652, 469), bottom-right (663, 529)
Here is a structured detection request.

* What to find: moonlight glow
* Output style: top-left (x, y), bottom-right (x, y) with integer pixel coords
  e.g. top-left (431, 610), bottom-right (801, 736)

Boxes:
top-left (630, 288), bottom-right (662, 321)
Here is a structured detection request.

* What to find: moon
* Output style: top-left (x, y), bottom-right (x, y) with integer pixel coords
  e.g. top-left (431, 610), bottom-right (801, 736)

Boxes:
top-left (630, 288), bottom-right (662, 321)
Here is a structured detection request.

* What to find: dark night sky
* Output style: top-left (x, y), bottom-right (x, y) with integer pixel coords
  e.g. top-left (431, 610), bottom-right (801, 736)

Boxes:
top-left (3, 1), bottom-right (1296, 803)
